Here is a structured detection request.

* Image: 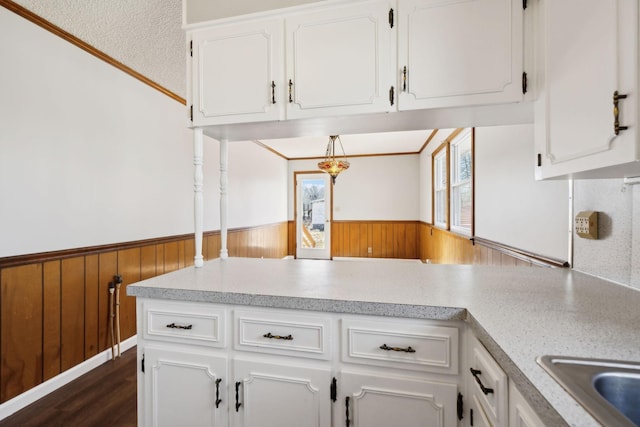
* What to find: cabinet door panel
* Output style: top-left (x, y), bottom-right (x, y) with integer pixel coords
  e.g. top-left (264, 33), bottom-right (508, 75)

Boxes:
top-left (340, 371), bottom-right (458, 427)
top-left (535, 0), bottom-right (639, 179)
top-left (191, 19), bottom-right (283, 125)
top-left (233, 358), bottom-right (331, 427)
top-left (286, 0), bottom-right (394, 119)
top-left (145, 346), bottom-right (227, 427)
top-left (398, 0), bottom-right (523, 110)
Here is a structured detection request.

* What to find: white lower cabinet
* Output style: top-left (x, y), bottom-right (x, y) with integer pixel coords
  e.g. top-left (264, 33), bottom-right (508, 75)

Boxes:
top-left (231, 358), bottom-right (332, 427)
top-left (467, 393), bottom-right (494, 427)
top-left (137, 299), bottom-right (465, 427)
top-left (144, 345), bottom-right (228, 427)
top-left (467, 334), bottom-right (508, 427)
top-left (508, 382), bottom-right (545, 427)
top-left (465, 333), bottom-right (547, 427)
top-left (339, 371), bottom-right (459, 427)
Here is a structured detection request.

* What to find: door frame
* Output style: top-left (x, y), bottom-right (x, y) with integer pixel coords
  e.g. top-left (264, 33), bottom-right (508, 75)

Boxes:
top-left (294, 171), bottom-right (333, 259)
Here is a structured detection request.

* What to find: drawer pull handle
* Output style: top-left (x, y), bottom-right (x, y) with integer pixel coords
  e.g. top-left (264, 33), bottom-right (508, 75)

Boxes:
top-left (379, 343), bottom-right (416, 353)
top-left (166, 322), bottom-right (193, 330)
top-left (235, 381), bottom-right (242, 412)
top-left (470, 368), bottom-right (494, 395)
top-left (263, 332), bottom-right (293, 340)
top-left (215, 378), bottom-right (222, 408)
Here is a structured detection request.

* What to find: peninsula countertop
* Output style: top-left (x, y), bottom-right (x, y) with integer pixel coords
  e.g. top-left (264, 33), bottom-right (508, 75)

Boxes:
top-left (127, 257), bottom-right (640, 427)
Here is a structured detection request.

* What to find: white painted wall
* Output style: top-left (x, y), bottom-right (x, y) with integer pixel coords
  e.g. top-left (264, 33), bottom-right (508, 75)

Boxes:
top-left (288, 155), bottom-right (419, 221)
top-left (474, 125), bottom-right (571, 261)
top-left (0, 8), bottom-right (287, 258)
top-left (228, 141), bottom-right (288, 228)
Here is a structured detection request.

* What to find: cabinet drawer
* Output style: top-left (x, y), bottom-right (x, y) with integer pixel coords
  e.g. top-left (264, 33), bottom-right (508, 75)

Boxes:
top-left (342, 317), bottom-right (459, 374)
top-left (234, 309), bottom-right (332, 359)
top-left (468, 334), bottom-right (508, 427)
top-left (143, 300), bottom-right (226, 348)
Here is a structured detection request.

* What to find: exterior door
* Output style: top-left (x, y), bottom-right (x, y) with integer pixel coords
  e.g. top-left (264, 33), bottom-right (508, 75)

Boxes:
top-left (296, 173), bottom-right (331, 259)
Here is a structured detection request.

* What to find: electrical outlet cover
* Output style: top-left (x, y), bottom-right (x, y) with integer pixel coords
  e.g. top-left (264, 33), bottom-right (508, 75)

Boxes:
top-left (575, 211), bottom-right (598, 239)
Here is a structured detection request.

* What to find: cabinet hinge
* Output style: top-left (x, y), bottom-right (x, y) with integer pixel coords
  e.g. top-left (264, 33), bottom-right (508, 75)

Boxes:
top-left (190, 40), bottom-right (193, 57)
top-left (389, 86), bottom-right (395, 106)
top-left (189, 105), bottom-right (193, 122)
top-left (457, 393), bottom-right (464, 420)
top-left (141, 354), bottom-right (145, 373)
top-left (537, 153), bottom-right (542, 167)
top-left (330, 377), bottom-right (337, 402)
top-left (523, 0), bottom-right (527, 10)
top-left (522, 71), bottom-right (528, 94)
top-left (388, 8), bottom-right (394, 28)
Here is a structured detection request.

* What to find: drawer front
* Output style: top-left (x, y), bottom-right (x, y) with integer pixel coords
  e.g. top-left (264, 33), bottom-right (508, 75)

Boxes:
top-left (143, 300), bottom-right (226, 348)
top-left (342, 317), bottom-right (459, 374)
top-left (234, 309), bottom-right (332, 359)
top-left (468, 335), bottom-right (508, 427)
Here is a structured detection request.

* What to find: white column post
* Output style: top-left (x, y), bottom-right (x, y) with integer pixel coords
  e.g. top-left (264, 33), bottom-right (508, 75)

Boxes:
top-left (193, 128), bottom-right (204, 267)
top-left (220, 138), bottom-right (229, 259)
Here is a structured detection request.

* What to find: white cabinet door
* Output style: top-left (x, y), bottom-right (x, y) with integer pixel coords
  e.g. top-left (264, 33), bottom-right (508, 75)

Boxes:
top-left (508, 382), bottom-right (545, 427)
top-left (534, 0), bottom-right (639, 179)
top-left (397, 0), bottom-right (524, 110)
top-left (339, 370), bottom-right (459, 427)
top-left (144, 345), bottom-right (228, 427)
top-left (190, 18), bottom-right (284, 126)
top-left (285, 0), bottom-right (395, 119)
top-left (469, 393), bottom-right (494, 427)
top-left (232, 358), bottom-right (332, 427)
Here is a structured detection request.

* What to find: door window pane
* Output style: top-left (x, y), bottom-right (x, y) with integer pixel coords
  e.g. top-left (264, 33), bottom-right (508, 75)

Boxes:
top-left (300, 178), bottom-right (325, 249)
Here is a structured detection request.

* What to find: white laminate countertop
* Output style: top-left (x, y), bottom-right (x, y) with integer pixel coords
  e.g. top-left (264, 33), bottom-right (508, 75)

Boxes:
top-left (127, 257), bottom-right (640, 427)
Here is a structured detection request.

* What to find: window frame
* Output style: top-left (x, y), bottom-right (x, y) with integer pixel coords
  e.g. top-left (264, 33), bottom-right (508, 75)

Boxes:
top-left (449, 128), bottom-right (474, 236)
top-left (432, 142), bottom-right (449, 230)
top-left (431, 128), bottom-right (475, 236)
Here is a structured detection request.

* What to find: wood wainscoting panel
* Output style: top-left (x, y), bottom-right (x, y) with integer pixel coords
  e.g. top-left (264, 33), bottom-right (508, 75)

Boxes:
top-left (0, 264), bottom-right (43, 402)
top-left (84, 254), bottom-right (100, 359)
top-left (0, 222), bottom-right (289, 404)
top-left (332, 221), bottom-right (419, 259)
top-left (42, 260), bottom-right (61, 381)
top-left (117, 248), bottom-right (141, 345)
top-left (61, 257), bottom-right (86, 372)
top-left (98, 251), bottom-right (117, 354)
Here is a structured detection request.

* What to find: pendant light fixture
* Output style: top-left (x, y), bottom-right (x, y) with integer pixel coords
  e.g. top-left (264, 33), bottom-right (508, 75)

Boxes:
top-left (317, 135), bottom-right (350, 184)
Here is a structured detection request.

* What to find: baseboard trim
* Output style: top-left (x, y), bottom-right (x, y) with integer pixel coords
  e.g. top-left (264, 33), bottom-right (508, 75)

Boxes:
top-left (0, 335), bottom-right (137, 421)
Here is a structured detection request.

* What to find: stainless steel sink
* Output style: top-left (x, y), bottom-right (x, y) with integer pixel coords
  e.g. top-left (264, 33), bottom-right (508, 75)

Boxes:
top-left (538, 356), bottom-right (640, 427)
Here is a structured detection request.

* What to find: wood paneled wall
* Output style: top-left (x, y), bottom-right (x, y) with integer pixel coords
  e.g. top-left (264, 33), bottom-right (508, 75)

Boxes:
top-left (419, 223), bottom-right (536, 266)
top-left (332, 221), bottom-right (419, 259)
top-left (0, 222), bottom-right (288, 403)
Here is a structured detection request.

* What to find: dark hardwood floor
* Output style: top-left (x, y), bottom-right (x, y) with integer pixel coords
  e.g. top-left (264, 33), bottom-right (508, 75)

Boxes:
top-left (0, 347), bottom-right (137, 427)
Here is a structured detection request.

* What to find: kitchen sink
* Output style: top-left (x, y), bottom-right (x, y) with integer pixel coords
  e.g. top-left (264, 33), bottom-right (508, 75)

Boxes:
top-left (538, 356), bottom-right (640, 427)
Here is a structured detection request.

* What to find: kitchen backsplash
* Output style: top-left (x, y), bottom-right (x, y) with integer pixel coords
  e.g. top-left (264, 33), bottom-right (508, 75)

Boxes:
top-left (573, 179), bottom-right (639, 289)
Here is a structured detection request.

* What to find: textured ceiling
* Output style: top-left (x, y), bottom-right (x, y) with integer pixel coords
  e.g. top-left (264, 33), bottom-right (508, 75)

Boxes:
top-left (13, 0), bottom-right (185, 98)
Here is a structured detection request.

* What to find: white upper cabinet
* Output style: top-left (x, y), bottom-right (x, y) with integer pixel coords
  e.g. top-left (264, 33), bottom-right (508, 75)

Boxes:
top-left (285, 0), bottom-right (396, 119)
top-left (186, 0), bottom-right (530, 129)
top-left (534, 0), bottom-right (639, 179)
top-left (190, 18), bottom-right (284, 126)
top-left (397, 0), bottom-right (525, 110)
